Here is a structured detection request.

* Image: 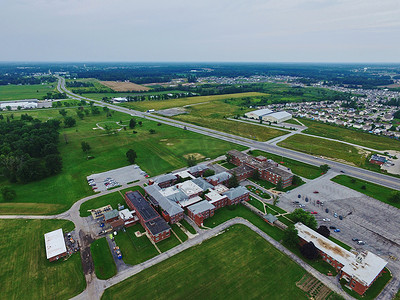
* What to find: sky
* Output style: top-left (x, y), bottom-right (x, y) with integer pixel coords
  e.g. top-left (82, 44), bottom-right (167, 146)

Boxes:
top-left (1, 0), bottom-right (399, 62)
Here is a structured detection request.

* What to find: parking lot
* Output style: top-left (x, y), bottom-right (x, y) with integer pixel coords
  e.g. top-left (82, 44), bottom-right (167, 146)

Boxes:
top-left (279, 172), bottom-right (400, 262)
top-left (87, 165), bottom-right (147, 192)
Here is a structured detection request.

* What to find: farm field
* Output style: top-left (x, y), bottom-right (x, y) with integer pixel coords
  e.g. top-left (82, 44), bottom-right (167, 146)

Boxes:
top-left (331, 175), bottom-right (400, 209)
top-left (0, 219), bottom-right (85, 300)
top-left (120, 92), bottom-right (267, 111)
top-left (0, 83), bottom-right (56, 101)
top-left (172, 100), bottom-right (286, 141)
top-left (91, 237), bottom-right (117, 280)
top-left (250, 150), bottom-right (322, 179)
top-left (66, 78), bottom-right (113, 94)
top-left (100, 81), bottom-right (150, 92)
top-left (80, 90), bottom-right (186, 101)
top-left (0, 108), bottom-right (245, 215)
top-left (300, 119), bottom-right (400, 152)
top-left (102, 225), bottom-right (310, 300)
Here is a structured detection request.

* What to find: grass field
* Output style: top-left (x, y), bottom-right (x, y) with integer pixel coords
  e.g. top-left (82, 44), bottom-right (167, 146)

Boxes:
top-left (80, 90), bottom-right (186, 101)
top-left (91, 237), bottom-right (117, 280)
top-left (0, 219), bottom-right (85, 299)
top-left (114, 224), bottom-right (159, 265)
top-left (278, 134), bottom-right (366, 166)
top-left (250, 150), bottom-right (323, 179)
top-left (0, 108), bottom-right (244, 215)
top-left (66, 78), bottom-right (113, 94)
top-left (180, 219), bottom-right (196, 234)
top-left (79, 186), bottom-right (144, 217)
top-left (102, 224), bottom-right (310, 300)
top-left (0, 83), bottom-right (56, 100)
top-left (119, 92), bottom-right (267, 111)
top-left (301, 118), bottom-right (400, 151)
top-left (171, 223), bottom-right (188, 242)
top-left (248, 196), bottom-right (266, 212)
top-left (331, 175), bottom-right (400, 209)
top-left (156, 232), bottom-right (181, 252)
top-left (100, 81), bottom-right (150, 92)
top-left (247, 186), bottom-right (271, 199)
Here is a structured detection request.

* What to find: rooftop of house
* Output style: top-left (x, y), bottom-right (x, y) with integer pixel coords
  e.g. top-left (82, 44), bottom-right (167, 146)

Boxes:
top-left (295, 223), bottom-right (387, 287)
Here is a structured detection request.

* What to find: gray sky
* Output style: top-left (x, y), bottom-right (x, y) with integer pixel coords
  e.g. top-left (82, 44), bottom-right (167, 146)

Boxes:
top-left (1, 0), bottom-right (399, 62)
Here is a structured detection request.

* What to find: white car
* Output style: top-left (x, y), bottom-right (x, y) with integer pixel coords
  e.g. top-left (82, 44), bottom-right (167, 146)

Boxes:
top-left (323, 218), bottom-right (330, 222)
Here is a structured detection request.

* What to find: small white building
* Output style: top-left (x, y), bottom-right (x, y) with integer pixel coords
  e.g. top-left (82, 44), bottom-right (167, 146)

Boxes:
top-left (0, 102), bottom-right (38, 110)
top-left (44, 228), bottom-right (67, 262)
top-left (112, 97), bottom-right (128, 103)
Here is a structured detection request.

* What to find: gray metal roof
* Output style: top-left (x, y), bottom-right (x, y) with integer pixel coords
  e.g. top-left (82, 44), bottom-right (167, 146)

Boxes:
top-left (153, 174), bottom-right (177, 184)
top-left (144, 185), bottom-right (184, 216)
top-left (187, 200), bottom-right (215, 215)
top-left (188, 164), bottom-right (209, 174)
top-left (246, 108), bottom-right (273, 117)
top-left (192, 178), bottom-right (213, 191)
top-left (263, 213), bottom-right (277, 223)
top-left (104, 209), bottom-right (119, 221)
top-left (223, 186), bottom-right (249, 200)
top-left (206, 171), bottom-right (231, 183)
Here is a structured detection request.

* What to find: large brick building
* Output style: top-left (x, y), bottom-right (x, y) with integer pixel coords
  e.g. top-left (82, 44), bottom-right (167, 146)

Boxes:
top-left (187, 200), bottom-right (215, 226)
top-left (227, 150), bottom-right (293, 188)
top-left (295, 223), bottom-right (388, 295)
top-left (125, 191), bottom-right (171, 243)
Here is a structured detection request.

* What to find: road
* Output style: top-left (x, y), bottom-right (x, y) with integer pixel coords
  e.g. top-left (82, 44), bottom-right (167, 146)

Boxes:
top-left (57, 76), bottom-right (400, 191)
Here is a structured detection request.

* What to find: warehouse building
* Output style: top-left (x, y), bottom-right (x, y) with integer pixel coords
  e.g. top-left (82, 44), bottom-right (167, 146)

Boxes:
top-left (245, 108), bottom-right (273, 120)
top-left (44, 228), bottom-right (67, 262)
top-left (261, 111), bottom-right (292, 123)
top-left (295, 223), bottom-right (388, 295)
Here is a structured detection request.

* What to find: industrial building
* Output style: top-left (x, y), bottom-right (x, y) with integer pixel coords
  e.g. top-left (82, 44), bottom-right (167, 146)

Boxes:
top-left (295, 223), bottom-right (388, 295)
top-left (244, 108), bottom-right (292, 123)
top-left (44, 228), bottom-right (67, 262)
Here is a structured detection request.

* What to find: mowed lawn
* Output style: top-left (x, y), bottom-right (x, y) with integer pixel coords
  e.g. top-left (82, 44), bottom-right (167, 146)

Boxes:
top-left (0, 83), bottom-right (56, 101)
top-left (278, 134), bottom-right (365, 166)
top-left (119, 92), bottom-right (267, 111)
top-left (0, 109), bottom-right (244, 215)
top-left (301, 119), bottom-right (400, 152)
top-left (173, 100), bottom-right (286, 141)
top-left (91, 237), bottom-right (117, 280)
top-left (102, 225), bottom-right (309, 300)
top-left (0, 219), bottom-right (85, 300)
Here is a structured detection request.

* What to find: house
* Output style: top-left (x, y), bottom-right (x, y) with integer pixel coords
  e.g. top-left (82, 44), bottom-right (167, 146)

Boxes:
top-left (125, 191), bottom-right (171, 243)
top-left (245, 108), bottom-right (273, 120)
top-left (187, 200), bottom-right (215, 226)
top-left (370, 154), bottom-right (387, 166)
top-left (44, 229), bottom-right (67, 262)
top-left (223, 186), bottom-right (250, 205)
top-left (206, 171), bottom-right (232, 186)
top-left (295, 223), bottom-right (387, 295)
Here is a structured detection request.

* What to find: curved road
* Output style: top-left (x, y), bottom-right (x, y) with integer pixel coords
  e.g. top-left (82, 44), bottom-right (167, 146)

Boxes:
top-left (57, 76), bottom-right (400, 191)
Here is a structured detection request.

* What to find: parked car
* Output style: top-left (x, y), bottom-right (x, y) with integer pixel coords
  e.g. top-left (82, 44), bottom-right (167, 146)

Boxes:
top-left (323, 218), bottom-right (330, 222)
top-left (311, 211), bottom-right (318, 214)
top-left (357, 241), bottom-right (366, 245)
top-left (333, 213), bottom-right (338, 218)
top-left (352, 238), bottom-right (359, 241)
top-left (334, 229), bottom-right (341, 232)
top-left (340, 170), bottom-right (345, 173)
top-left (313, 191), bottom-right (319, 194)
top-left (329, 226), bottom-right (336, 229)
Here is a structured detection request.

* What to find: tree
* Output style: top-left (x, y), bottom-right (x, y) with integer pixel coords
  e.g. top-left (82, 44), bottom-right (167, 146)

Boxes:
top-left (45, 154), bottom-right (63, 175)
top-left (292, 175), bottom-right (302, 186)
top-left (1, 186), bottom-right (16, 202)
top-left (388, 192), bottom-right (400, 204)
top-left (300, 242), bottom-right (319, 260)
top-left (81, 141), bottom-right (91, 153)
top-left (203, 169), bottom-right (215, 177)
top-left (186, 155), bottom-right (197, 167)
top-left (138, 121), bottom-right (143, 126)
top-left (226, 153), bottom-right (233, 163)
top-left (291, 208), bottom-right (318, 230)
top-left (316, 225), bottom-right (330, 238)
top-left (104, 124), bottom-right (113, 135)
top-left (394, 109), bottom-right (400, 119)
top-left (276, 179), bottom-right (283, 190)
top-left (272, 195), bottom-right (279, 206)
top-left (319, 164), bottom-right (330, 173)
top-left (228, 172), bottom-right (239, 188)
top-left (59, 109), bottom-right (67, 117)
top-left (149, 129), bottom-right (156, 134)
top-left (283, 224), bottom-right (299, 247)
top-left (129, 118), bottom-right (136, 129)
top-left (252, 169), bottom-right (260, 180)
top-left (126, 149), bottom-right (137, 164)
top-left (64, 116), bottom-right (76, 128)
top-left (77, 110), bottom-right (84, 119)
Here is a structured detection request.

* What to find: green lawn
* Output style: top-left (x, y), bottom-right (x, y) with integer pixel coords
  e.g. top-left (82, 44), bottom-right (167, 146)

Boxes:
top-left (301, 118), bottom-right (400, 152)
top-left (250, 150), bottom-right (322, 179)
top-left (219, 161), bottom-right (237, 170)
top-left (0, 219), bottom-right (85, 299)
top-left (79, 186), bottom-right (144, 217)
top-left (0, 83), bottom-right (56, 101)
top-left (114, 224), bottom-right (159, 265)
top-left (278, 134), bottom-right (366, 167)
top-left (156, 232), bottom-right (181, 252)
top-left (331, 175), bottom-right (400, 209)
top-left (171, 223), bottom-right (188, 242)
top-left (248, 196), bottom-right (266, 212)
top-left (91, 237), bottom-right (117, 280)
top-left (102, 225), bottom-right (310, 300)
top-left (0, 108), bottom-right (245, 215)
top-left (246, 185), bottom-right (271, 199)
top-left (81, 90), bottom-right (189, 101)
top-left (180, 219), bottom-right (197, 234)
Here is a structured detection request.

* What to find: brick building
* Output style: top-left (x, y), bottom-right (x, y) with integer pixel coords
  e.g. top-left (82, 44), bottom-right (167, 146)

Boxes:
top-left (205, 190), bottom-right (228, 209)
top-left (206, 171), bottom-right (232, 186)
top-left (188, 164), bottom-right (209, 177)
top-left (223, 186), bottom-right (250, 205)
top-left (295, 223), bottom-right (387, 295)
top-left (149, 174), bottom-right (178, 188)
top-left (227, 150), bottom-right (293, 188)
top-left (125, 191), bottom-right (171, 243)
top-left (187, 200), bottom-right (215, 226)
top-left (370, 154), bottom-right (387, 166)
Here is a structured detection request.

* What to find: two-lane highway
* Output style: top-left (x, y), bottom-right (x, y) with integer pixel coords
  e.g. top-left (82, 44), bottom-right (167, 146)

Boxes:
top-left (56, 76), bottom-right (400, 191)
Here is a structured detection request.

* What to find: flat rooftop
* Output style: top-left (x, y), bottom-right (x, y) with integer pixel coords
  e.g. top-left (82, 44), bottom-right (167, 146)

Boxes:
top-left (125, 191), bottom-right (159, 222)
top-left (44, 228), bottom-right (67, 260)
top-left (176, 180), bottom-right (203, 197)
top-left (206, 190), bottom-right (227, 204)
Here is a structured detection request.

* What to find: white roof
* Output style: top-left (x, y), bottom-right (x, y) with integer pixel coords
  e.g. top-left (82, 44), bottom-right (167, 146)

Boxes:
top-left (119, 209), bottom-right (134, 220)
top-left (246, 108), bottom-right (273, 117)
top-left (177, 180), bottom-right (203, 197)
top-left (179, 195), bottom-right (203, 208)
top-left (264, 111), bottom-right (292, 120)
top-left (173, 170), bottom-right (195, 179)
top-left (206, 190), bottom-right (227, 204)
top-left (44, 229), bottom-right (67, 259)
top-left (213, 184), bottom-right (229, 194)
top-left (295, 223), bottom-right (387, 287)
